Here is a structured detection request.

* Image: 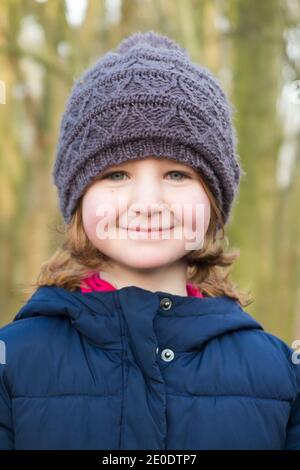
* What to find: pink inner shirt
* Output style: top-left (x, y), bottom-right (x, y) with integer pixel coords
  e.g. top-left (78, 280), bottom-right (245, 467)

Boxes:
top-left (80, 272), bottom-right (204, 298)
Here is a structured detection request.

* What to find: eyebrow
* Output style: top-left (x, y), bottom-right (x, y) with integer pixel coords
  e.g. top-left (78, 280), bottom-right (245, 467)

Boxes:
top-left (102, 161), bottom-right (195, 171)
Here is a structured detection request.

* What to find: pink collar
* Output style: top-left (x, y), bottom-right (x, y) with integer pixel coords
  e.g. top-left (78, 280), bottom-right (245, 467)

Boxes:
top-left (81, 272), bottom-right (204, 297)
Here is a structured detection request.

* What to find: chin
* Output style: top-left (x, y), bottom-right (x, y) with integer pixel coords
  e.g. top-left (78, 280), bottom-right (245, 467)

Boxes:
top-left (120, 255), bottom-right (171, 270)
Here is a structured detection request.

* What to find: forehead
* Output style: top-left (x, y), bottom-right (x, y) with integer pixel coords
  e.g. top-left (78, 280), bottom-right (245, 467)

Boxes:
top-left (105, 157), bottom-right (198, 173)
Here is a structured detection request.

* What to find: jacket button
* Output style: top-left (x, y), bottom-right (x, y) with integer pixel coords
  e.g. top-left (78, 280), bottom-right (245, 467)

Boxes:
top-left (161, 348), bottom-right (174, 362)
top-left (160, 297), bottom-right (172, 310)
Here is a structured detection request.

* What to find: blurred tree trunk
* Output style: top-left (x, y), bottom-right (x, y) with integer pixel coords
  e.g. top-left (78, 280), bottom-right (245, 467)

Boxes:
top-left (0, 0), bottom-right (72, 325)
top-left (0, 0), bottom-right (299, 346)
top-left (227, 0), bottom-right (296, 341)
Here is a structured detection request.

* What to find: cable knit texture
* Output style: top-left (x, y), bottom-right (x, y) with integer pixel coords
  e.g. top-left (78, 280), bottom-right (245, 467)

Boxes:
top-left (53, 30), bottom-right (246, 224)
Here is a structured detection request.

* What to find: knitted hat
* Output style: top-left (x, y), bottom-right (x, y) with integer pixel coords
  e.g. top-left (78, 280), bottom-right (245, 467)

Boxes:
top-left (53, 30), bottom-right (246, 226)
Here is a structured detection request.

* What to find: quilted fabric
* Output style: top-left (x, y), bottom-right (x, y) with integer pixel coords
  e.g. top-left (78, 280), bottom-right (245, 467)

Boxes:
top-left (0, 285), bottom-right (299, 449)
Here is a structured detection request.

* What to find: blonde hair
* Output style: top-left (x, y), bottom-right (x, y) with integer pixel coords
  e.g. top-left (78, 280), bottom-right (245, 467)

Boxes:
top-left (26, 172), bottom-right (254, 309)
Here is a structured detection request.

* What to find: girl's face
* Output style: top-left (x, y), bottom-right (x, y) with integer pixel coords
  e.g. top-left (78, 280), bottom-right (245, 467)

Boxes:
top-left (82, 157), bottom-right (211, 270)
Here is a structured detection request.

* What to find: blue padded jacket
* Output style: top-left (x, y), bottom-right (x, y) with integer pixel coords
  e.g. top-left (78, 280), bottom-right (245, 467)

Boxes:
top-left (0, 285), bottom-right (299, 450)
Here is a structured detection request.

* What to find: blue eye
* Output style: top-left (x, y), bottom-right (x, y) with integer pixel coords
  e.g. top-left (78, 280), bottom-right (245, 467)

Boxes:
top-left (102, 170), bottom-right (191, 181)
top-left (167, 171), bottom-right (190, 180)
top-left (104, 171), bottom-right (128, 181)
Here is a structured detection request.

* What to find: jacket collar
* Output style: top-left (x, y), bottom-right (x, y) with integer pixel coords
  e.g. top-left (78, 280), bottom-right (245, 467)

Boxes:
top-left (14, 285), bottom-right (263, 354)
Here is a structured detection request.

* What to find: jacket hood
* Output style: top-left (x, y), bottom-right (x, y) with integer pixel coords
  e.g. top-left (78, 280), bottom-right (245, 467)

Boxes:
top-left (14, 285), bottom-right (264, 351)
top-left (14, 285), bottom-right (265, 381)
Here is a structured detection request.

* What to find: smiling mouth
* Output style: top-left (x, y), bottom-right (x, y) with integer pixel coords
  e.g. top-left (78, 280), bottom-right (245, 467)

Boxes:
top-left (120, 227), bottom-right (174, 233)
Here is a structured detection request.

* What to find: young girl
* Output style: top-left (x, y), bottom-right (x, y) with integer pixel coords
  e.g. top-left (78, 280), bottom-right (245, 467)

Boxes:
top-left (0, 31), bottom-right (299, 450)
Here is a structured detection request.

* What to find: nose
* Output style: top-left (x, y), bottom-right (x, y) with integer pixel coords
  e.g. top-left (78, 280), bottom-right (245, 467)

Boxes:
top-left (130, 176), bottom-right (165, 216)
top-left (119, 172), bottom-right (175, 230)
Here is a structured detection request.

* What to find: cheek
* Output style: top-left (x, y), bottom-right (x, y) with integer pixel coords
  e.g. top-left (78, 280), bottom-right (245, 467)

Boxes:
top-left (203, 200), bottom-right (211, 232)
top-left (172, 188), bottom-right (210, 231)
top-left (195, 194), bottom-right (210, 233)
top-left (82, 187), bottom-right (107, 236)
top-left (82, 187), bottom-right (121, 242)
top-left (82, 196), bottom-right (98, 240)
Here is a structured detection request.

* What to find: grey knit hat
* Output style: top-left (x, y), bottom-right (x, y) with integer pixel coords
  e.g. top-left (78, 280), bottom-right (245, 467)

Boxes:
top-left (53, 30), bottom-right (245, 225)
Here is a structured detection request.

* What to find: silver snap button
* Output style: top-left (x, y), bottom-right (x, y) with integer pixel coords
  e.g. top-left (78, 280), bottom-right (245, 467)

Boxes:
top-left (156, 347), bottom-right (159, 354)
top-left (160, 297), bottom-right (172, 310)
top-left (161, 348), bottom-right (174, 362)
